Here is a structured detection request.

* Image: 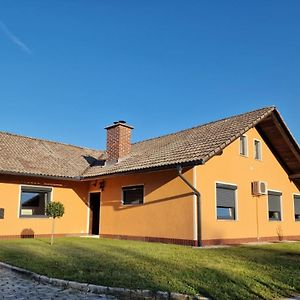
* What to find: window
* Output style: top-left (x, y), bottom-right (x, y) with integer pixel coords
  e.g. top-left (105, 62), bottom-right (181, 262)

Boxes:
top-left (268, 191), bottom-right (282, 221)
top-left (0, 208), bottom-right (4, 219)
top-left (20, 186), bottom-right (52, 217)
top-left (216, 183), bottom-right (237, 220)
top-left (240, 135), bottom-right (248, 156)
top-left (122, 185), bottom-right (144, 205)
top-left (254, 140), bottom-right (262, 160)
top-left (294, 195), bottom-right (300, 221)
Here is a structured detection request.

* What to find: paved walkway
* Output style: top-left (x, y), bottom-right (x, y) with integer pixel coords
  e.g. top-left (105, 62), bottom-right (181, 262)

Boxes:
top-left (0, 266), bottom-right (115, 300)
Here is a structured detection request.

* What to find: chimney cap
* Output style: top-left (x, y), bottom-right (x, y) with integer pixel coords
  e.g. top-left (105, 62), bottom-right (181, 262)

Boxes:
top-left (114, 120), bottom-right (126, 124)
top-left (105, 120), bottom-right (134, 130)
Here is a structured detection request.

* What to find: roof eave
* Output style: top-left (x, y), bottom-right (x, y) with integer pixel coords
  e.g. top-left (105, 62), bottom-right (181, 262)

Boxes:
top-left (289, 173), bottom-right (300, 179)
top-left (0, 170), bottom-right (82, 181)
top-left (256, 109), bottom-right (300, 177)
top-left (81, 159), bottom-right (204, 180)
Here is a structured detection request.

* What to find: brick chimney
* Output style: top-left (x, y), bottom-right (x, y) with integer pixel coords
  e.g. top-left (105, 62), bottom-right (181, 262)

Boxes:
top-left (105, 120), bottom-right (134, 162)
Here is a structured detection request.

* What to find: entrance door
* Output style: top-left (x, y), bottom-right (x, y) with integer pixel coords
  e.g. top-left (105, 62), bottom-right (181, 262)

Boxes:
top-left (89, 192), bottom-right (100, 235)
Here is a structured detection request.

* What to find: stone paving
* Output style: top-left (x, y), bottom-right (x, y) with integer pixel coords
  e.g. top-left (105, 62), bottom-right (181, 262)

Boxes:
top-left (0, 266), bottom-right (116, 300)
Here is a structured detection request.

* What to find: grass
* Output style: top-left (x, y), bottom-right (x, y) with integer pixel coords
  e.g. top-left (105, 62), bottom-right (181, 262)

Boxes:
top-left (0, 238), bottom-right (299, 299)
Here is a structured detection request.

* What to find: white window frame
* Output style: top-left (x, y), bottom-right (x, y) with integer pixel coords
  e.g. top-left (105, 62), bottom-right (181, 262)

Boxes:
top-left (254, 139), bottom-right (262, 161)
top-left (215, 181), bottom-right (238, 221)
top-left (239, 134), bottom-right (248, 157)
top-left (18, 184), bottom-right (53, 219)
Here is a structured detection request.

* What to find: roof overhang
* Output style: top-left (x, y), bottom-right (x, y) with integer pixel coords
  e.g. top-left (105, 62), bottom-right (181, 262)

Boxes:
top-left (80, 159), bottom-right (204, 181)
top-left (289, 173), bottom-right (300, 179)
top-left (255, 109), bottom-right (300, 181)
top-left (0, 170), bottom-right (81, 182)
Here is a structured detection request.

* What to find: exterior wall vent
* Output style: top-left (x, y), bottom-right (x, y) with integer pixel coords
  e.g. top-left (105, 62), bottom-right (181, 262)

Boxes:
top-left (252, 181), bottom-right (267, 196)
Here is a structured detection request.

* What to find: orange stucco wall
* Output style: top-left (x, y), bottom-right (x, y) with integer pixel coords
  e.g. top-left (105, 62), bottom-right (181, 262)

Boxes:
top-left (0, 175), bottom-right (90, 237)
top-left (197, 127), bottom-right (300, 243)
top-left (89, 169), bottom-right (195, 242)
top-left (0, 127), bottom-right (299, 245)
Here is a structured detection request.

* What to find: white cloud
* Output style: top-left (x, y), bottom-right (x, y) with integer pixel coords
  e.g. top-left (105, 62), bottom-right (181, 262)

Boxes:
top-left (0, 20), bottom-right (32, 54)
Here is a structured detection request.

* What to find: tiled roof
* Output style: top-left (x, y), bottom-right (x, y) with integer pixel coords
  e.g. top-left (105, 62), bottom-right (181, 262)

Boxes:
top-left (0, 132), bottom-right (102, 179)
top-left (83, 106), bottom-right (275, 177)
top-left (1, 106), bottom-right (290, 180)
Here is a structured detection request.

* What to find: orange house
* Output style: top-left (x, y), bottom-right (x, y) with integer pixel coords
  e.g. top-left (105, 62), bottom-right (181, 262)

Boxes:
top-left (0, 106), bottom-right (299, 246)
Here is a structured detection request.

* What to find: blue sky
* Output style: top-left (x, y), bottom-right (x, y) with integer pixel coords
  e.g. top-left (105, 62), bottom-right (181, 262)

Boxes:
top-left (0, 1), bottom-right (299, 149)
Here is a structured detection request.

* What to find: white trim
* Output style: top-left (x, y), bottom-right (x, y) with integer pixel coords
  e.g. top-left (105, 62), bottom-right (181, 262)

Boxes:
top-left (292, 193), bottom-right (300, 222)
top-left (192, 166), bottom-right (198, 241)
top-left (121, 184), bottom-right (145, 206)
top-left (87, 191), bottom-right (101, 235)
top-left (99, 192), bottom-right (102, 235)
top-left (215, 181), bottom-right (238, 221)
top-left (18, 184), bottom-right (53, 219)
top-left (17, 185), bottom-right (21, 219)
top-left (253, 138), bottom-right (262, 161)
top-left (267, 189), bottom-right (282, 222)
top-left (239, 134), bottom-right (248, 157)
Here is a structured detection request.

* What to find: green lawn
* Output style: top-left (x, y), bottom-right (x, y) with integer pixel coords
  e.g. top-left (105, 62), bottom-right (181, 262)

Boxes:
top-left (0, 238), bottom-right (299, 299)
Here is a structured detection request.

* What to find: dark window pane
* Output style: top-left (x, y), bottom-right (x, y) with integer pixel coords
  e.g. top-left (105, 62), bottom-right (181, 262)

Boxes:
top-left (122, 186), bottom-right (144, 205)
top-left (269, 211), bottom-right (281, 221)
top-left (21, 192), bottom-right (41, 207)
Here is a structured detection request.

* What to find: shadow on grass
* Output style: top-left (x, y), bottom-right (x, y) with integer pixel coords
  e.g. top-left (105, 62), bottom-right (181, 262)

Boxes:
top-left (0, 238), bottom-right (299, 300)
top-left (204, 245), bottom-right (300, 298)
top-left (34, 238), bottom-right (52, 245)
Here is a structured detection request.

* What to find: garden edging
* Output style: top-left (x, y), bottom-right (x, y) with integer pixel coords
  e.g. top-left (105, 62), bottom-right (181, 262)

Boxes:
top-left (0, 261), bottom-right (209, 300)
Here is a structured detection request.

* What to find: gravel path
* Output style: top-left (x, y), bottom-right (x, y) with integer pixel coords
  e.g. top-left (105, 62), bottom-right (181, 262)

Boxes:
top-left (0, 266), bottom-right (116, 300)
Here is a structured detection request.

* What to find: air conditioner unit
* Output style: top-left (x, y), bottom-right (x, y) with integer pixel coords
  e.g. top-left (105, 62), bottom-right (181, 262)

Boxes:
top-left (252, 181), bottom-right (267, 196)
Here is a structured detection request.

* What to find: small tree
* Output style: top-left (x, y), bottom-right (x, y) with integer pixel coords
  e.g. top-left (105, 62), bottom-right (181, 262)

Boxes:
top-left (46, 201), bottom-right (65, 245)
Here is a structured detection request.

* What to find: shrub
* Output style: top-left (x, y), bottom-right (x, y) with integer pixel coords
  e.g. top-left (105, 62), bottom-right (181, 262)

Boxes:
top-left (46, 201), bottom-right (65, 245)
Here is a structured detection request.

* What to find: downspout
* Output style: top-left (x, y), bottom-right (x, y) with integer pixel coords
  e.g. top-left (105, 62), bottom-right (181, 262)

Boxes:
top-left (177, 165), bottom-right (202, 247)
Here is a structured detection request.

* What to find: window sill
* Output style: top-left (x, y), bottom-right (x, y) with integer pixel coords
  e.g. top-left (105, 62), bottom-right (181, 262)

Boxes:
top-left (19, 215), bottom-right (49, 219)
top-left (121, 203), bottom-right (144, 206)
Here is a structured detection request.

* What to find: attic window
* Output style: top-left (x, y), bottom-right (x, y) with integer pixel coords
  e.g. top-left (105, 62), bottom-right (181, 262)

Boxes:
top-left (122, 185), bottom-right (144, 205)
top-left (20, 186), bottom-right (52, 218)
top-left (254, 140), bottom-right (262, 160)
top-left (239, 135), bottom-right (248, 156)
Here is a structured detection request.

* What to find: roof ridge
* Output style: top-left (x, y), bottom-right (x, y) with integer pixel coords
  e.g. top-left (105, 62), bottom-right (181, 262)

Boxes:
top-left (83, 105), bottom-right (279, 178)
top-left (133, 106), bottom-right (275, 146)
top-left (0, 130), bottom-right (101, 153)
